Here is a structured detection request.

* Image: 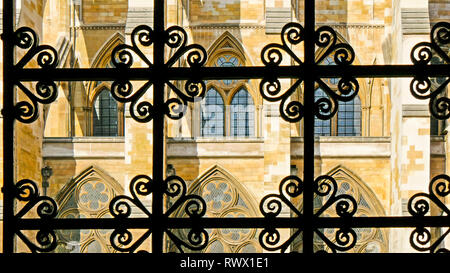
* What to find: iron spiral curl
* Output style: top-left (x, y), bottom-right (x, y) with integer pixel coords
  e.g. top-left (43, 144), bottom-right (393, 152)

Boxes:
top-left (164, 175), bottom-right (207, 219)
top-left (260, 23), bottom-right (305, 123)
top-left (15, 179), bottom-right (58, 220)
top-left (259, 174), bottom-right (358, 252)
top-left (408, 174), bottom-right (450, 252)
top-left (164, 175), bottom-right (208, 252)
top-left (314, 175), bottom-right (357, 218)
top-left (109, 174), bottom-right (208, 253)
top-left (409, 227), bottom-right (450, 253)
top-left (260, 175), bottom-right (303, 218)
top-left (315, 26), bottom-right (355, 66)
top-left (312, 175), bottom-right (357, 253)
top-left (14, 27), bottom-right (59, 69)
top-left (259, 176), bottom-right (304, 252)
top-left (314, 26), bottom-right (359, 121)
top-left (14, 80), bottom-right (58, 123)
top-left (408, 174), bottom-right (450, 218)
top-left (109, 174), bottom-right (153, 219)
top-left (315, 227), bottom-right (357, 253)
top-left (410, 22), bottom-right (450, 120)
top-left (16, 229), bottom-right (58, 253)
top-left (13, 179), bottom-right (58, 252)
top-left (12, 27), bottom-right (59, 123)
top-left (112, 25), bottom-right (154, 68)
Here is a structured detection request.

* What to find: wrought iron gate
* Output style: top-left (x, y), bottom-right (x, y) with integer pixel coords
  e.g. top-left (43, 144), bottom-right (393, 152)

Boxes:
top-left (2, 0), bottom-right (450, 256)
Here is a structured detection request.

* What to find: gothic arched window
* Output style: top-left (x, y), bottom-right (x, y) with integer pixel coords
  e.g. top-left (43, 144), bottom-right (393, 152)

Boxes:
top-left (201, 88), bottom-right (225, 137)
top-left (93, 89), bottom-right (119, 136)
top-left (230, 89), bottom-right (255, 137)
top-left (200, 34), bottom-right (257, 138)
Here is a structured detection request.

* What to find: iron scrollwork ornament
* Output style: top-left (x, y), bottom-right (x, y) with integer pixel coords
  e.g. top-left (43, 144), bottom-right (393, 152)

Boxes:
top-left (109, 175), bottom-right (208, 253)
top-left (259, 175), bottom-right (358, 253)
top-left (260, 23), bottom-right (358, 123)
top-left (408, 174), bottom-right (450, 253)
top-left (14, 179), bottom-right (59, 252)
top-left (314, 26), bottom-right (359, 121)
top-left (410, 22), bottom-right (450, 120)
top-left (12, 27), bottom-right (59, 123)
top-left (313, 175), bottom-right (357, 253)
top-left (110, 25), bottom-right (207, 122)
top-left (259, 175), bottom-right (303, 252)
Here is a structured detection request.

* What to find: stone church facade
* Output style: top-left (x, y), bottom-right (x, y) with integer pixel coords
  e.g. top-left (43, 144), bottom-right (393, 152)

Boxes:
top-left (0, 0), bottom-right (449, 253)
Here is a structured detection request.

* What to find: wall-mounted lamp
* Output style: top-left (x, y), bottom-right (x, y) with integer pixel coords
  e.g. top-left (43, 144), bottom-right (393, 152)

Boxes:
top-left (290, 165), bottom-right (298, 176)
top-left (41, 166), bottom-right (53, 196)
top-left (166, 164), bottom-right (176, 177)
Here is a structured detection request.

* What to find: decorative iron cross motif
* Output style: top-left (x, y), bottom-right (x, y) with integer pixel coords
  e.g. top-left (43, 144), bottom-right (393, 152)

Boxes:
top-left (260, 23), bottom-right (358, 123)
top-left (109, 25), bottom-right (207, 122)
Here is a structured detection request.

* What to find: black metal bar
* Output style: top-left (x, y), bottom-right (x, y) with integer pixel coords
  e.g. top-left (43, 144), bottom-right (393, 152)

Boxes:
top-left (16, 216), bottom-right (449, 230)
top-left (14, 64), bottom-right (450, 82)
top-left (303, 0), bottom-right (316, 255)
top-left (152, 0), bottom-right (165, 255)
top-left (2, 0), bottom-right (16, 254)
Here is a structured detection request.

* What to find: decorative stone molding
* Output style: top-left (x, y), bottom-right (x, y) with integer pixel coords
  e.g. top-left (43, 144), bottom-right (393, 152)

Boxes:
top-left (74, 24), bottom-right (125, 31)
top-left (401, 8), bottom-right (430, 35)
top-left (402, 104), bottom-right (430, 118)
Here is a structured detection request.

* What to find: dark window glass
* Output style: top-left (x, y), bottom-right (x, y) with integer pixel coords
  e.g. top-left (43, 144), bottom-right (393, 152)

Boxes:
top-left (93, 89), bottom-right (118, 136)
top-left (337, 96), bottom-right (361, 136)
top-left (231, 89), bottom-right (255, 137)
top-left (201, 88), bottom-right (225, 136)
top-left (216, 55), bottom-right (239, 85)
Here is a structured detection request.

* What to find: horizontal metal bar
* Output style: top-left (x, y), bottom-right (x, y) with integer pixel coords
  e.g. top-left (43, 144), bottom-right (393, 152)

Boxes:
top-left (14, 64), bottom-right (450, 82)
top-left (16, 215), bottom-right (450, 230)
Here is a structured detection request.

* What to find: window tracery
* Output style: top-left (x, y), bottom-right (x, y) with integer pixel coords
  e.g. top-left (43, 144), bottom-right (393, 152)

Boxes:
top-left (170, 166), bottom-right (261, 253)
top-left (54, 167), bottom-right (122, 253)
top-left (293, 167), bottom-right (388, 253)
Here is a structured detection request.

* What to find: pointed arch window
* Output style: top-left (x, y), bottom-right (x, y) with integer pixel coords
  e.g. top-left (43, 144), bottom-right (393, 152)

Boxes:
top-left (199, 35), bottom-right (257, 138)
top-left (93, 89), bottom-right (119, 136)
top-left (201, 88), bottom-right (225, 136)
top-left (231, 89), bottom-right (255, 137)
top-left (54, 167), bottom-right (122, 253)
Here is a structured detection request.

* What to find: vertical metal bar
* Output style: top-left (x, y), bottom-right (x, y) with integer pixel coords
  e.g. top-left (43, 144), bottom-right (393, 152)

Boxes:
top-left (152, 0), bottom-right (165, 254)
top-left (2, 0), bottom-right (16, 253)
top-left (303, 0), bottom-right (316, 254)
